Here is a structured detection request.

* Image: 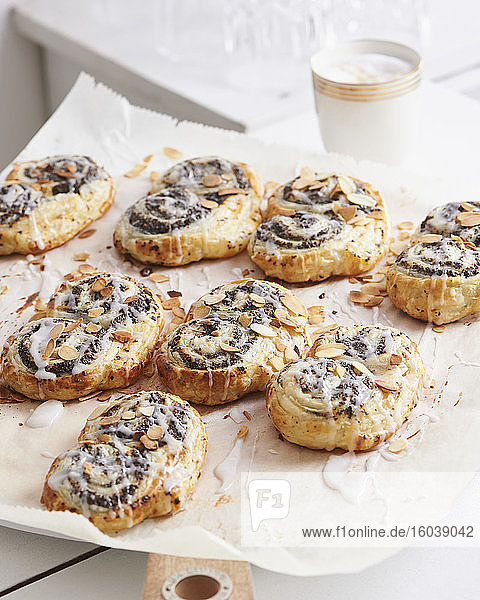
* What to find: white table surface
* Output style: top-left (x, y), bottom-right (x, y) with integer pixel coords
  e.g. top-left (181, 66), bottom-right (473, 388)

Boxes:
top-left (2, 80), bottom-right (480, 598)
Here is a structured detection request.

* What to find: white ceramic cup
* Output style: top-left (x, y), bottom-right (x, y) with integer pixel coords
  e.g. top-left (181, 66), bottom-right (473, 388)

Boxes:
top-left (311, 40), bottom-right (422, 165)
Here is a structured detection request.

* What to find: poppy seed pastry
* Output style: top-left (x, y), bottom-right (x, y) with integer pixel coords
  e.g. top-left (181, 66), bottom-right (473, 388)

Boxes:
top-left (0, 155), bottom-right (114, 254)
top-left (387, 201), bottom-right (480, 324)
top-left (157, 279), bottom-right (309, 405)
top-left (248, 167), bottom-right (390, 282)
top-left (113, 155), bottom-right (263, 265)
top-left (0, 273), bottom-right (164, 401)
top-left (266, 324), bottom-right (424, 451)
top-left (41, 391), bottom-right (207, 533)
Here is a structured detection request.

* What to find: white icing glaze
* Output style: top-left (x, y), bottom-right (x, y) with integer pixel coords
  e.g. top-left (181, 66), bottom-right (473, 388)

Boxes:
top-left (26, 400), bottom-right (64, 428)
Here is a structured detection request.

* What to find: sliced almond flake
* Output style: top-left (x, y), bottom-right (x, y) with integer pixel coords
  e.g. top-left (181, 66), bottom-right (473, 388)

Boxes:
top-left (352, 360), bottom-right (370, 375)
top-left (360, 273), bottom-right (385, 283)
top-left (124, 163), bottom-right (147, 178)
top-left (139, 405), bottom-right (155, 417)
top-left (274, 338), bottom-right (287, 351)
top-left (58, 344), bottom-right (79, 360)
top-left (347, 192), bottom-right (377, 207)
top-left (388, 439), bottom-right (407, 453)
top-left (398, 231), bottom-right (411, 241)
top-left (143, 154), bottom-right (153, 163)
top-left (361, 282), bottom-right (386, 295)
top-left (147, 424), bottom-right (164, 440)
top-left (390, 354), bottom-right (403, 365)
top-left (140, 435), bottom-right (158, 450)
top-left (88, 307), bottom-right (104, 318)
top-left (280, 294), bottom-right (307, 317)
top-left (315, 343), bottom-right (346, 359)
top-left (42, 338), bottom-right (55, 360)
top-left (397, 221), bottom-right (414, 230)
top-left (313, 324), bottom-right (338, 336)
top-left (276, 207), bottom-right (296, 217)
top-left (92, 277), bottom-right (107, 292)
top-left (192, 305), bottom-right (211, 319)
top-left (349, 216), bottom-right (371, 226)
top-left (250, 322), bottom-right (277, 337)
top-left (308, 314), bottom-right (325, 325)
top-left (78, 263), bottom-right (96, 274)
top-left (365, 296), bottom-right (384, 308)
top-left (237, 425), bottom-right (249, 439)
top-left (249, 292), bottom-right (265, 305)
top-left (150, 171), bottom-right (161, 182)
top-left (122, 410), bottom-right (136, 420)
top-left (63, 318), bottom-right (82, 335)
top-left (269, 355), bottom-right (285, 371)
top-left (331, 200), bottom-right (342, 215)
top-left (284, 346), bottom-right (299, 361)
top-left (78, 229), bottom-right (96, 239)
top-left (202, 293), bottom-right (226, 306)
top-left (307, 305), bottom-right (324, 316)
top-left (338, 175), bottom-right (356, 195)
top-left (111, 330), bottom-right (132, 343)
top-left (218, 187), bottom-right (246, 196)
top-left (385, 257), bottom-right (396, 266)
top-left (370, 210), bottom-right (384, 220)
top-left (202, 174), bottom-right (222, 187)
top-left (49, 323), bottom-right (65, 340)
top-left (457, 212), bottom-right (480, 227)
top-left (349, 290), bottom-right (369, 304)
top-left (73, 252), bottom-right (90, 261)
top-left (85, 322), bottom-right (101, 333)
top-left (335, 364), bottom-right (346, 378)
top-left (200, 199), bottom-right (218, 209)
top-left (29, 311), bottom-right (46, 322)
top-left (124, 295), bottom-right (139, 304)
top-left (172, 306), bottom-right (185, 319)
top-left (376, 378), bottom-right (399, 392)
top-left (96, 433), bottom-right (111, 443)
top-left (273, 308), bottom-right (297, 328)
top-left (149, 272), bottom-right (170, 284)
top-left (238, 313), bottom-right (253, 327)
top-left (299, 166), bottom-right (315, 180)
top-left (162, 297), bottom-right (181, 309)
top-left (35, 298), bottom-right (47, 311)
top-left (417, 233), bottom-right (442, 243)
top-left (219, 341), bottom-right (239, 353)
top-left (243, 410), bottom-right (252, 421)
top-left (100, 285), bottom-right (114, 298)
top-left (349, 277), bottom-right (360, 284)
top-left (87, 402), bottom-right (115, 421)
top-left (389, 241), bottom-right (409, 255)
top-left (163, 146), bottom-right (184, 160)
top-left (338, 205), bottom-right (357, 222)
top-left (432, 325), bottom-right (446, 333)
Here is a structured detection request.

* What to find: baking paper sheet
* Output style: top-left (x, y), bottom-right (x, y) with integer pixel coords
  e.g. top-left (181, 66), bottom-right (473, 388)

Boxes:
top-left (0, 74), bottom-right (479, 576)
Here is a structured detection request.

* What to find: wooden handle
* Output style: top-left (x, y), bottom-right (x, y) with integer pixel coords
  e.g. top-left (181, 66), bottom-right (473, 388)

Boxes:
top-left (142, 553), bottom-right (254, 600)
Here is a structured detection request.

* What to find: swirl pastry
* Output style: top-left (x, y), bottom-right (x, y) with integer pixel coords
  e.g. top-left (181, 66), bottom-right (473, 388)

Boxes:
top-left (1, 273), bottom-right (164, 400)
top-left (41, 391), bottom-right (207, 533)
top-left (157, 279), bottom-right (309, 405)
top-left (248, 169), bottom-right (390, 282)
top-left (266, 324), bottom-right (424, 451)
top-left (0, 155), bottom-right (114, 254)
top-left (113, 156), bottom-right (262, 265)
top-left (387, 236), bottom-right (480, 324)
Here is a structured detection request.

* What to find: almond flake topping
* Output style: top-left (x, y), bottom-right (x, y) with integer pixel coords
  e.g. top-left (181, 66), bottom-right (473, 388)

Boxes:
top-left (220, 341), bottom-right (240, 353)
top-left (92, 277), bottom-right (107, 292)
top-left (124, 295), bottom-right (139, 303)
top-left (280, 294), bottom-right (307, 316)
top-left (139, 405), bottom-right (155, 417)
top-left (42, 339), bottom-right (55, 360)
top-left (78, 264), bottom-right (96, 274)
top-left (58, 344), bottom-right (79, 360)
top-left (390, 354), bottom-right (403, 365)
top-left (349, 290), bottom-right (369, 304)
top-left (88, 307), bottom-right (104, 318)
top-left (140, 435), bottom-right (158, 450)
top-left (250, 323), bottom-right (277, 337)
top-left (347, 192), bottom-right (377, 207)
top-left (432, 325), bottom-right (446, 333)
top-left (162, 297), bottom-right (181, 309)
top-left (85, 322), bottom-right (101, 333)
top-left (269, 355), bottom-right (284, 370)
top-left (237, 425), bottom-right (249, 439)
top-left (388, 439), bottom-right (407, 453)
top-left (202, 174), bottom-right (222, 187)
top-left (200, 199), bottom-right (218, 209)
top-left (87, 403), bottom-right (115, 421)
top-left (163, 146), bottom-right (184, 160)
top-left (124, 163), bottom-right (147, 178)
top-left (202, 293), bottom-right (226, 305)
top-left (111, 330), bottom-right (132, 343)
top-left (217, 187), bottom-right (245, 196)
top-left (78, 229), bottom-right (96, 239)
top-left (50, 323), bottom-right (65, 339)
top-left (122, 410), bottom-right (136, 420)
top-left (338, 175), bottom-right (356, 195)
top-left (73, 252), bottom-right (90, 261)
top-left (147, 425), bottom-right (164, 440)
top-left (238, 313), bottom-right (253, 327)
top-left (338, 205), bottom-right (357, 222)
top-left (149, 273), bottom-right (169, 284)
top-left (417, 233), bottom-right (442, 243)
top-left (397, 221), bottom-right (414, 230)
top-left (457, 212), bottom-right (480, 227)
top-left (100, 285), bottom-right (113, 298)
top-left (375, 378), bottom-right (399, 392)
top-left (315, 343), bottom-right (346, 358)
top-left (192, 305), bottom-right (211, 319)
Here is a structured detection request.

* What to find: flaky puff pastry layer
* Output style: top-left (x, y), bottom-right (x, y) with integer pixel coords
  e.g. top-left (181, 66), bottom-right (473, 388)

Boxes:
top-left (248, 170), bottom-right (389, 283)
top-left (266, 324), bottom-right (424, 451)
top-left (1, 273), bottom-right (164, 400)
top-left (41, 391), bottom-right (207, 533)
top-left (157, 279), bottom-right (309, 405)
top-left (114, 156), bottom-right (263, 265)
top-left (0, 155), bottom-right (114, 255)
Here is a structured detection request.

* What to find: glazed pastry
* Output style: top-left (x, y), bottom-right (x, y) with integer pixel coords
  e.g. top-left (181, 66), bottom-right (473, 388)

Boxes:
top-left (1, 273), bottom-right (164, 400)
top-left (248, 168), bottom-right (390, 282)
top-left (113, 156), bottom-right (263, 265)
top-left (41, 391), bottom-right (207, 533)
top-left (266, 324), bottom-right (424, 451)
top-left (416, 201), bottom-right (480, 246)
top-left (0, 155), bottom-right (114, 254)
top-left (157, 279), bottom-right (309, 405)
top-left (386, 236), bottom-right (480, 324)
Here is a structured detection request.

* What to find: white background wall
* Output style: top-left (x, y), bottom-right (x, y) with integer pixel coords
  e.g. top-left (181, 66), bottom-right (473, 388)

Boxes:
top-left (0, 0), bottom-right (45, 168)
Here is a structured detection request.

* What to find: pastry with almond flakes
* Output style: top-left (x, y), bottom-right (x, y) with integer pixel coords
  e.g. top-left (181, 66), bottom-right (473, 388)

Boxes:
top-left (114, 156), bottom-right (263, 266)
top-left (266, 324), bottom-right (424, 451)
top-left (0, 273), bottom-right (164, 400)
top-left (0, 155), bottom-right (114, 254)
top-left (248, 168), bottom-right (390, 282)
top-left (41, 390), bottom-right (207, 533)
